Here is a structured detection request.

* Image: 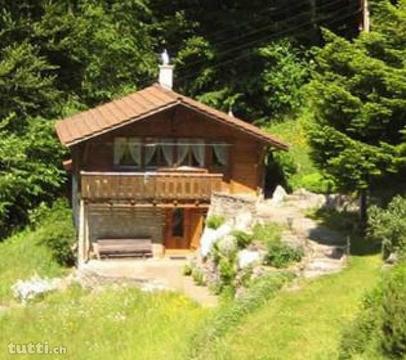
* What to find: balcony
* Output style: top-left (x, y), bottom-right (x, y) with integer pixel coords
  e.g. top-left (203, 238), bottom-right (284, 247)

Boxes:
top-left (80, 171), bottom-right (223, 203)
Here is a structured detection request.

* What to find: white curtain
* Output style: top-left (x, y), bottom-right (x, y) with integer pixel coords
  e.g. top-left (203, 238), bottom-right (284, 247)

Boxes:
top-left (213, 144), bottom-right (228, 166)
top-left (177, 139), bottom-right (190, 166)
top-left (191, 139), bottom-right (205, 167)
top-left (128, 137), bottom-right (141, 166)
top-left (160, 139), bottom-right (174, 166)
top-left (144, 143), bottom-right (157, 166)
top-left (114, 137), bottom-right (127, 165)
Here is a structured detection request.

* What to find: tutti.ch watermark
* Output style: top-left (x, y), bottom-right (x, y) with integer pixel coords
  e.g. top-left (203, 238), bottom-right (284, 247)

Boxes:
top-left (8, 342), bottom-right (67, 355)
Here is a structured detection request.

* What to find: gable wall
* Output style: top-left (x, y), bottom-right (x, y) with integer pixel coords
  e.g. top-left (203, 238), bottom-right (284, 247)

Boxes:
top-left (75, 105), bottom-right (266, 195)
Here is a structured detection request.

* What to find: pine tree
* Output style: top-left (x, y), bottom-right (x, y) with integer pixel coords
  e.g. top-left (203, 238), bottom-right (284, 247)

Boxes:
top-left (306, 0), bottom-right (406, 223)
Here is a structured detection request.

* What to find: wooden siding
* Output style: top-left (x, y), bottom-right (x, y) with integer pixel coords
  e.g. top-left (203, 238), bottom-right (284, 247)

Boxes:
top-left (75, 105), bottom-right (267, 196)
top-left (81, 171), bottom-right (223, 202)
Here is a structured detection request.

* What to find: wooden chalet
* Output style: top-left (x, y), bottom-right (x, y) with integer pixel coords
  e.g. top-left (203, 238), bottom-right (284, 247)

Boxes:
top-left (55, 60), bottom-right (288, 263)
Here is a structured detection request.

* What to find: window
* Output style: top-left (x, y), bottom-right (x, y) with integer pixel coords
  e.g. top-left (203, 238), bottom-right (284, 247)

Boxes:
top-left (172, 208), bottom-right (184, 237)
top-left (211, 144), bottom-right (229, 168)
top-left (177, 138), bottom-right (205, 167)
top-left (114, 137), bottom-right (141, 168)
top-left (144, 138), bottom-right (175, 169)
top-left (113, 137), bottom-right (219, 170)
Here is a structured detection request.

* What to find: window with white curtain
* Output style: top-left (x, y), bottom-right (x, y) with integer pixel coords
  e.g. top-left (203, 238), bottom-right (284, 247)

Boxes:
top-left (177, 138), bottom-right (205, 167)
top-left (212, 143), bottom-right (229, 168)
top-left (145, 138), bottom-right (175, 169)
top-left (112, 137), bottom-right (226, 171)
top-left (114, 137), bottom-right (141, 168)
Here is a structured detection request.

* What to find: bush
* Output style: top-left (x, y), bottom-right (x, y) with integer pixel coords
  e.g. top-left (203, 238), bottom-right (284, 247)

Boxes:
top-left (206, 215), bottom-right (225, 230)
top-left (252, 222), bottom-right (302, 268)
top-left (232, 230), bottom-right (253, 249)
top-left (264, 242), bottom-right (303, 268)
top-left (30, 200), bottom-right (76, 266)
top-left (339, 261), bottom-right (406, 359)
top-left (192, 268), bottom-right (206, 286)
top-left (252, 222), bottom-right (283, 244)
top-left (182, 263), bottom-right (193, 276)
top-left (218, 257), bottom-right (237, 288)
top-left (339, 288), bottom-right (382, 359)
top-left (300, 172), bottom-right (336, 194)
top-left (368, 196), bottom-right (406, 259)
top-left (380, 263), bottom-right (406, 357)
top-left (210, 237), bottom-right (238, 294)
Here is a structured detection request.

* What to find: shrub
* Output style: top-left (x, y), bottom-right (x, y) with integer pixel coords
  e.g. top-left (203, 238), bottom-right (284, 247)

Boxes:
top-left (218, 257), bottom-right (237, 288)
top-left (182, 263), bottom-right (193, 276)
top-left (252, 222), bottom-right (283, 244)
top-left (235, 266), bottom-right (254, 289)
top-left (339, 288), bottom-right (382, 359)
top-left (216, 236), bottom-right (238, 258)
top-left (192, 268), bottom-right (206, 286)
top-left (232, 230), bottom-right (254, 249)
top-left (206, 215), bottom-right (225, 230)
top-left (380, 263), bottom-right (406, 357)
top-left (368, 196), bottom-right (406, 259)
top-left (210, 237), bottom-right (238, 294)
top-left (30, 200), bottom-right (76, 266)
top-left (300, 172), bottom-right (336, 194)
top-left (264, 242), bottom-right (303, 268)
top-left (339, 261), bottom-right (406, 359)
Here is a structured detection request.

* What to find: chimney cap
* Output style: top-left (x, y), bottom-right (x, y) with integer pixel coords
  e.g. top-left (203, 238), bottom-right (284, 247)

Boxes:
top-left (160, 49), bottom-right (170, 65)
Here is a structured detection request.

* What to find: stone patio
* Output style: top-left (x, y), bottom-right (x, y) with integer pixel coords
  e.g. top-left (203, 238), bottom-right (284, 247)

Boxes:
top-left (79, 257), bottom-right (218, 307)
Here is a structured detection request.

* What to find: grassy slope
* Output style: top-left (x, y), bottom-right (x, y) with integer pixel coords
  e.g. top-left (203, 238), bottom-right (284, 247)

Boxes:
top-left (0, 286), bottom-right (207, 360)
top-left (206, 254), bottom-right (382, 360)
top-left (265, 116), bottom-right (319, 190)
top-left (0, 226), bottom-right (208, 360)
top-left (0, 230), bottom-right (65, 304)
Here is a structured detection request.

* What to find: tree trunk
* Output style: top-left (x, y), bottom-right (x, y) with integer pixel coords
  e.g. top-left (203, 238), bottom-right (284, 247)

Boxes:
top-left (359, 189), bottom-right (368, 231)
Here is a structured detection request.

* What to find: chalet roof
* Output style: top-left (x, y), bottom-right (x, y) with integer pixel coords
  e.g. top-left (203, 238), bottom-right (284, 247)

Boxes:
top-left (55, 84), bottom-right (288, 149)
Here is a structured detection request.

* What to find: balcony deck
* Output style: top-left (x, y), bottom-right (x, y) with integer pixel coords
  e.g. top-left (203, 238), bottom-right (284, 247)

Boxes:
top-left (80, 171), bottom-right (223, 203)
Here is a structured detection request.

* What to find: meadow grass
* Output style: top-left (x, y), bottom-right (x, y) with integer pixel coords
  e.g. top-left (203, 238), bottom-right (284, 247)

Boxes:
top-left (264, 116), bottom-right (319, 190)
top-left (0, 285), bottom-right (208, 360)
top-left (204, 253), bottom-right (382, 360)
top-left (0, 229), bottom-right (65, 304)
top-left (0, 224), bottom-right (209, 360)
top-left (0, 203), bottom-right (383, 360)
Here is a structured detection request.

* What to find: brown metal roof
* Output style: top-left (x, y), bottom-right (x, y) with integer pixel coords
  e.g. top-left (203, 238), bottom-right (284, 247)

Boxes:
top-left (55, 84), bottom-right (288, 150)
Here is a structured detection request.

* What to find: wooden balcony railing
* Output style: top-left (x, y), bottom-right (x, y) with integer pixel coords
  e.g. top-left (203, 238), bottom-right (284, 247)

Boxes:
top-left (80, 171), bottom-right (223, 202)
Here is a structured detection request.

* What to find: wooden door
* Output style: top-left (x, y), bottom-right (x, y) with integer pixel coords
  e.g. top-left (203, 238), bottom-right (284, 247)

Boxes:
top-left (164, 208), bottom-right (206, 250)
top-left (189, 210), bottom-right (205, 250)
top-left (165, 208), bottom-right (189, 249)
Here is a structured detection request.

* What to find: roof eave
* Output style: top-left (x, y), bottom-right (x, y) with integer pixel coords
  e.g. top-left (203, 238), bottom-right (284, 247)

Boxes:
top-left (178, 102), bottom-right (289, 150)
top-left (58, 100), bottom-right (180, 147)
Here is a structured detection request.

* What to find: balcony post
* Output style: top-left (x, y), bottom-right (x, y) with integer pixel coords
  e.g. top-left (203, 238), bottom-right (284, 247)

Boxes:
top-left (78, 199), bottom-right (87, 265)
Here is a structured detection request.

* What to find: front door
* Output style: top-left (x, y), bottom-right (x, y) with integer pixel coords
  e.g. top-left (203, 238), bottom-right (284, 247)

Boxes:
top-left (165, 208), bottom-right (189, 249)
top-left (164, 208), bottom-right (206, 250)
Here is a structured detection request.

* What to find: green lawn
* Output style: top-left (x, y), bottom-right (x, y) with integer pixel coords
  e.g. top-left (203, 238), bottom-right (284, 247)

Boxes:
top-left (204, 254), bottom-right (382, 360)
top-left (0, 226), bottom-right (209, 360)
top-left (0, 286), bottom-right (207, 360)
top-left (0, 214), bottom-right (383, 360)
top-left (0, 229), bottom-right (65, 305)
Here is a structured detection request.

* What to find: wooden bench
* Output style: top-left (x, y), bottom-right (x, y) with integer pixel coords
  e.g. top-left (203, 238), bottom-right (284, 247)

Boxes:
top-left (93, 238), bottom-right (153, 259)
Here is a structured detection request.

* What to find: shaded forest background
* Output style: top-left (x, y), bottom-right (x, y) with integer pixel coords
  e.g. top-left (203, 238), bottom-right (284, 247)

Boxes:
top-left (0, 0), bottom-right (372, 237)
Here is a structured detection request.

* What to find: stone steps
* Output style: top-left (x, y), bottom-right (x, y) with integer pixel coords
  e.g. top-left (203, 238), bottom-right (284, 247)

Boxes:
top-left (256, 193), bottom-right (348, 279)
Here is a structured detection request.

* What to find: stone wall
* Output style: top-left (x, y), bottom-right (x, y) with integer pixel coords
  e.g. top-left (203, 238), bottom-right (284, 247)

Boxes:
top-left (87, 206), bottom-right (165, 257)
top-left (208, 193), bottom-right (259, 230)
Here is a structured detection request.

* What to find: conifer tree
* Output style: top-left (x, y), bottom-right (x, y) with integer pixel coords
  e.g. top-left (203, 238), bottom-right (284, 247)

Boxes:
top-left (306, 0), bottom-right (406, 223)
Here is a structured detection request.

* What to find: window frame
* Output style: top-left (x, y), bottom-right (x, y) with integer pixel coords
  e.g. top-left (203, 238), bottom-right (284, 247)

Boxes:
top-left (113, 137), bottom-right (142, 170)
